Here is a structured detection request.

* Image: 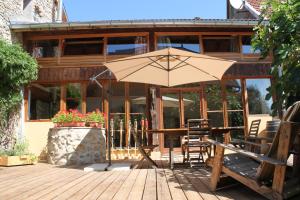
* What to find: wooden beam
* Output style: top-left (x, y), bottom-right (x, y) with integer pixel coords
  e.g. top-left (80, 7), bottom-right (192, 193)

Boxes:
top-left (241, 79), bottom-right (249, 137)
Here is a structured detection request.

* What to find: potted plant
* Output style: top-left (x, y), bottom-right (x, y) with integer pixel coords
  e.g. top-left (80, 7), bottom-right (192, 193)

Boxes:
top-left (52, 109), bottom-right (86, 127)
top-left (0, 140), bottom-right (37, 166)
top-left (86, 109), bottom-right (105, 128)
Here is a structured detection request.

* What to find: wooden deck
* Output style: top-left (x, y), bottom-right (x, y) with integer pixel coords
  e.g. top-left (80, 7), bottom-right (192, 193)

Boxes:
top-left (0, 161), bottom-right (266, 200)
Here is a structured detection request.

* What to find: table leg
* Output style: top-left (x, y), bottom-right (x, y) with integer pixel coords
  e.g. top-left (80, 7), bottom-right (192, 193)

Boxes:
top-left (169, 137), bottom-right (174, 169)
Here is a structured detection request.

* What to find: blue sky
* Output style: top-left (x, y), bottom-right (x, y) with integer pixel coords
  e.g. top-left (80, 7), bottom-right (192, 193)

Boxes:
top-left (63, 0), bottom-right (227, 21)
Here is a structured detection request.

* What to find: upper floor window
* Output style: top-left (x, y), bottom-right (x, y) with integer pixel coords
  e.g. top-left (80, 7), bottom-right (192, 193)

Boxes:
top-left (107, 36), bottom-right (147, 55)
top-left (241, 36), bottom-right (260, 54)
top-left (30, 40), bottom-right (59, 58)
top-left (157, 35), bottom-right (200, 53)
top-left (63, 37), bottom-right (104, 56)
top-left (203, 36), bottom-right (239, 53)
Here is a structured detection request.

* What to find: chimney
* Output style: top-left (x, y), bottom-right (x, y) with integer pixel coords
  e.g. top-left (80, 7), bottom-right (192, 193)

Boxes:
top-left (56, 0), bottom-right (63, 22)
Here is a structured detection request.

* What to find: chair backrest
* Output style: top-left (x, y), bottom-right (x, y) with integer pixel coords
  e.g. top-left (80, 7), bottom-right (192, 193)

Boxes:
top-left (248, 119), bottom-right (261, 138)
top-left (256, 101), bottom-right (300, 181)
top-left (187, 119), bottom-right (210, 140)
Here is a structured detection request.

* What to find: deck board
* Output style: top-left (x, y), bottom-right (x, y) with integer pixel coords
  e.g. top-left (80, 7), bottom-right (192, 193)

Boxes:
top-left (0, 163), bottom-right (270, 200)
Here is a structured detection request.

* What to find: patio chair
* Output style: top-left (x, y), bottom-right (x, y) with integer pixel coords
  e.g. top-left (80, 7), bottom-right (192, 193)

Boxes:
top-left (208, 101), bottom-right (300, 200)
top-left (132, 121), bottom-right (158, 169)
top-left (182, 119), bottom-right (212, 167)
top-left (231, 119), bottom-right (261, 152)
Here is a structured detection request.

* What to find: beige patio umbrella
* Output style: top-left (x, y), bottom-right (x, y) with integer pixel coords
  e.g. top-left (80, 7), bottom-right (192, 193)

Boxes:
top-left (104, 47), bottom-right (236, 87)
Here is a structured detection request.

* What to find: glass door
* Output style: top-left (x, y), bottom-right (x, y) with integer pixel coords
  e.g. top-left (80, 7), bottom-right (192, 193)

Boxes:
top-left (161, 88), bottom-right (202, 152)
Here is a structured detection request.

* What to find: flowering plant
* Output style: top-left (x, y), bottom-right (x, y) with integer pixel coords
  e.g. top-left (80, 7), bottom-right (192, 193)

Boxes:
top-left (85, 109), bottom-right (105, 124)
top-left (52, 109), bottom-right (86, 126)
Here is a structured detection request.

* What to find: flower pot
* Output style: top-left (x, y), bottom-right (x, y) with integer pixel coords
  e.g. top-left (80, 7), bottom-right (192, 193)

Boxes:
top-left (0, 155), bottom-right (37, 166)
top-left (89, 122), bottom-right (103, 128)
top-left (55, 122), bottom-right (85, 127)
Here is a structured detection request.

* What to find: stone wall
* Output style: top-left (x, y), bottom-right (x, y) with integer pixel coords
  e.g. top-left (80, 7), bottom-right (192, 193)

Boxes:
top-left (47, 127), bottom-right (106, 165)
top-left (0, 0), bottom-right (56, 43)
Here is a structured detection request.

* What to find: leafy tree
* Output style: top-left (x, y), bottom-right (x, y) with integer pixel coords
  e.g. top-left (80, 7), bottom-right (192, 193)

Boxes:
top-left (0, 40), bottom-right (38, 149)
top-left (252, 0), bottom-right (300, 115)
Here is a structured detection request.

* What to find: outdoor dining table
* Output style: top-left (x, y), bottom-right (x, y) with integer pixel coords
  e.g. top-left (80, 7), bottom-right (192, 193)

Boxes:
top-left (147, 128), bottom-right (187, 169)
top-left (147, 126), bottom-right (245, 169)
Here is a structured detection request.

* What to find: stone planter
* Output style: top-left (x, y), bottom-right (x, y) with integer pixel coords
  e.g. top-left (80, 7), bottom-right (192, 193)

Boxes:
top-left (0, 155), bottom-right (37, 166)
top-left (47, 127), bottom-right (106, 166)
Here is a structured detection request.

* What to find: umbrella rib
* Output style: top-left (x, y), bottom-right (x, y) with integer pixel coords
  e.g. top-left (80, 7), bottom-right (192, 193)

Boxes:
top-left (118, 56), bottom-right (166, 81)
top-left (148, 56), bottom-right (167, 70)
top-left (169, 56), bottom-right (191, 71)
top-left (179, 59), bottom-right (221, 80)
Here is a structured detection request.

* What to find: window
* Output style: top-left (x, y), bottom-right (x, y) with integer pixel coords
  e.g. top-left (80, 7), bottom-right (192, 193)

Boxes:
top-left (225, 80), bottom-right (244, 138)
top-left (28, 84), bottom-right (60, 120)
top-left (30, 40), bottom-right (59, 58)
top-left (246, 79), bottom-right (272, 115)
top-left (66, 83), bottom-right (82, 111)
top-left (206, 83), bottom-right (224, 127)
top-left (23, 0), bottom-right (31, 10)
top-left (130, 83), bottom-right (146, 120)
top-left (63, 37), bottom-right (104, 56)
top-left (107, 36), bottom-right (147, 55)
top-left (203, 36), bottom-right (239, 53)
top-left (86, 83), bottom-right (102, 112)
top-left (183, 91), bottom-right (201, 125)
top-left (241, 36), bottom-right (260, 54)
top-left (157, 35), bottom-right (200, 53)
top-left (162, 92), bottom-right (181, 147)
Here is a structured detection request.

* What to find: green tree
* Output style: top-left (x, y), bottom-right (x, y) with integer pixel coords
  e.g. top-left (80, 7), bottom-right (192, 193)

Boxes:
top-left (0, 40), bottom-right (38, 149)
top-left (252, 0), bottom-right (300, 115)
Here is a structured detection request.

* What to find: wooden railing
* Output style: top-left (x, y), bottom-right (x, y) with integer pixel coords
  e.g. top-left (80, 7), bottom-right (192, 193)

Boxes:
top-left (36, 54), bottom-right (135, 68)
top-left (36, 53), bottom-right (271, 68)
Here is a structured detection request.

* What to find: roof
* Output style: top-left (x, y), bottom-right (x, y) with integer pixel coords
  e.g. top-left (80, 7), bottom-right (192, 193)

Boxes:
top-left (10, 18), bottom-right (261, 32)
top-left (246, 0), bottom-right (263, 13)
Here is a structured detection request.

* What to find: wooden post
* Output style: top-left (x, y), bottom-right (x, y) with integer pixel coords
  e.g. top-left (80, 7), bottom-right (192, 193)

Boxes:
top-left (60, 84), bottom-right (66, 111)
top-left (179, 90), bottom-right (185, 127)
top-left (81, 82), bottom-right (87, 114)
top-left (125, 83), bottom-right (130, 147)
top-left (241, 79), bottom-right (249, 137)
top-left (221, 80), bottom-right (229, 143)
top-left (201, 83), bottom-right (208, 119)
top-left (210, 145), bottom-right (225, 191)
top-left (134, 119), bottom-right (138, 155)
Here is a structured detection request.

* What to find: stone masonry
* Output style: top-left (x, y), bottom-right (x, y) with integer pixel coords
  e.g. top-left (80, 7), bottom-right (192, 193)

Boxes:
top-left (47, 127), bottom-right (106, 166)
top-left (0, 0), bottom-right (57, 43)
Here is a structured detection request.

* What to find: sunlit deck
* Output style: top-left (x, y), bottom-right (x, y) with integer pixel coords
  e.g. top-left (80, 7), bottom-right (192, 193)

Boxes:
top-left (0, 160), bottom-right (267, 200)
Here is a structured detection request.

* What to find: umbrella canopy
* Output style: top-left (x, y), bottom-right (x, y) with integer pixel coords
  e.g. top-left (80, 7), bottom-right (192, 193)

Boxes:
top-left (104, 47), bottom-right (236, 87)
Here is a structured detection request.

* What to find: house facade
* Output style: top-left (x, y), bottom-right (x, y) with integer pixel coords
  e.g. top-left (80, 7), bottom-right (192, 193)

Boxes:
top-left (3, 0), bottom-right (272, 159)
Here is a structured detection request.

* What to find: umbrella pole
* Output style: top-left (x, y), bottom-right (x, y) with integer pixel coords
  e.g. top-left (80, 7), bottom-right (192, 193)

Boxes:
top-left (108, 71), bottom-right (112, 167)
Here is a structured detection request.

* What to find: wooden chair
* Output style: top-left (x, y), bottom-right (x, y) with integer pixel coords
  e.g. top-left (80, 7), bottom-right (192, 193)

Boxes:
top-left (231, 119), bottom-right (261, 151)
top-left (182, 119), bottom-right (212, 167)
top-left (132, 120), bottom-right (158, 169)
top-left (208, 101), bottom-right (300, 200)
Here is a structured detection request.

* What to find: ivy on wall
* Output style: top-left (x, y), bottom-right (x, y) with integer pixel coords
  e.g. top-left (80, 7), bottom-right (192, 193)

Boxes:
top-left (0, 39), bottom-right (38, 149)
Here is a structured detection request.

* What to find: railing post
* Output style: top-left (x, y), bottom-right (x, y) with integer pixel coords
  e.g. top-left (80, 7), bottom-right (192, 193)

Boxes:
top-left (110, 118), bottom-right (114, 149)
top-left (119, 119), bottom-right (123, 149)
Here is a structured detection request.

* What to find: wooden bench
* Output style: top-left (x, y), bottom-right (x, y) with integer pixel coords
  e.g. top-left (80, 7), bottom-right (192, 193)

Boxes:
top-left (208, 101), bottom-right (300, 200)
